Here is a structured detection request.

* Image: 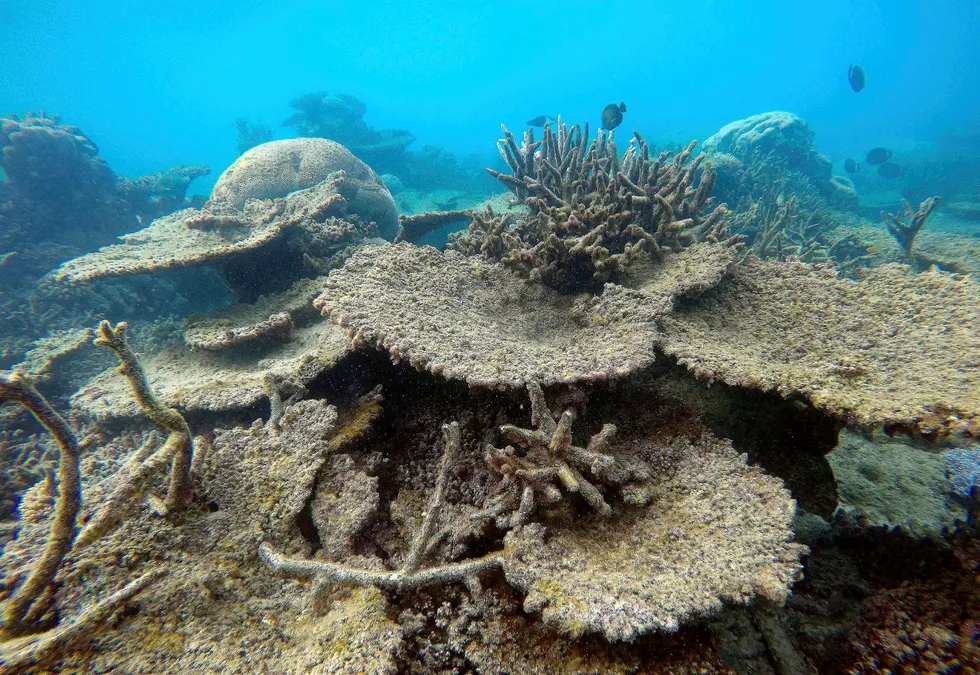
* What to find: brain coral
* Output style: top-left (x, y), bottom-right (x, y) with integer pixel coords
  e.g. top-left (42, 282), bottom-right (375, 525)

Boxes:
top-left (314, 243), bottom-right (662, 388)
top-left (209, 138), bottom-right (398, 239)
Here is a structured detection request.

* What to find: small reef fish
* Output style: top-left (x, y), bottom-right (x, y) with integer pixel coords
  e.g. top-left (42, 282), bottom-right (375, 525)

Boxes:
top-left (866, 148), bottom-right (892, 165)
top-left (526, 115), bottom-right (557, 127)
top-left (844, 158), bottom-right (860, 174)
top-left (866, 245), bottom-right (881, 254)
top-left (601, 102), bottom-right (627, 130)
top-left (848, 65), bottom-right (865, 92)
top-left (877, 162), bottom-right (903, 178)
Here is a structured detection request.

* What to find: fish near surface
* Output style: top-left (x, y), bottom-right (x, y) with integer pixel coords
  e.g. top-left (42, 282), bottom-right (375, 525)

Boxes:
top-left (844, 158), bottom-right (860, 174)
top-left (877, 162), bottom-right (902, 178)
top-left (601, 102), bottom-right (627, 130)
top-left (848, 64), bottom-right (866, 92)
top-left (526, 115), bottom-right (557, 127)
top-left (866, 148), bottom-right (892, 165)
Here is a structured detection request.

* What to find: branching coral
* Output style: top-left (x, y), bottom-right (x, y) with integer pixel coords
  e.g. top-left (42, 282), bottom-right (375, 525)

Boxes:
top-left (881, 196), bottom-right (942, 258)
top-left (93, 320), bottom-right (193, 515)
top-left (260, 422), bottom-right (504, 595)
top-left (477, 383), bottom-right (624, 525)
top-left (449, 118), bottom-right (734, 293)
top-left (0, 371), bottom-right (81, 629)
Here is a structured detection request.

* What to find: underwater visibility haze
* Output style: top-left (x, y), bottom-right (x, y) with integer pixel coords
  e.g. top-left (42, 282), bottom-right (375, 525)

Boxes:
top-left (0, 1), bottom-right (978, 673)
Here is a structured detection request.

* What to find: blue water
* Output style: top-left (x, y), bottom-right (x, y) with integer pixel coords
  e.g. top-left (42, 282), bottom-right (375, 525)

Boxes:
top-left (3, 1), bottom-right (978, 192)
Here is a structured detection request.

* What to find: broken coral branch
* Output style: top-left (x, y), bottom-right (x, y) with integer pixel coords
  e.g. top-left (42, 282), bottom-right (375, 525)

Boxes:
top-left (0, 569), bottom-right (164, 674)
top-left (881, 196), bottom-right (941, 258)
top-left (0, 371), bottom-right (81, 629)
top-left (94, 321), bottom-right (193, 514)
top-left (260, 421), bottom-right (503, 594)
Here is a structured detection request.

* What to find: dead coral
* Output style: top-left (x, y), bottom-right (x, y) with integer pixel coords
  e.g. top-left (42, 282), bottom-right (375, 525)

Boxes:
top-left (477, 382), bottom-right (628, 525)
top-left (315, 243), bottom-right (661, 389)
top-left (0, 371), bottom-right (81, 630)
top-left (260, 422), bottom-right (504, 594)
top-left (881, 195), bottom-right (942, 258)
top-left (55, 171), bottom-right (377, 301)
top-left (183, 276), bottom-right (326, 351)
top-left (71, 316), bottom-right (352, 422)
top-left (657, 257), bottom-right (980, 438)
top-left (501, 430), bottom-right (807, 643)
top-left (450, 118), bottom-right (734, 293)
top-left (93, 320), bottom-right (193, 515)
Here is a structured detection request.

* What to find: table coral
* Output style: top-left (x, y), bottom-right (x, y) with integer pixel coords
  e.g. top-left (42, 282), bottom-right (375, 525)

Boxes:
top-left (657, 257), bottom-right (980, 438)
top-left (314, 243), bottom-right (661, 389)
top-left (501, 430), bottom-right (806, 642)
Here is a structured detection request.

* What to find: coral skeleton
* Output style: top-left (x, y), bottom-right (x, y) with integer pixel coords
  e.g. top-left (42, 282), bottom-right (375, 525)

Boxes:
top-left (260, 422), bottom-right (504, 596)
top-left (881, 195), bottom-right (941, 257)
top-left (0, 371), bottom-right (81, 629)
top-left (93, 320), bottom-right (193, 514)
top-left (477, 382), bottom-right (622, 526)
top-left (451, 117), bottom-right (735, 292)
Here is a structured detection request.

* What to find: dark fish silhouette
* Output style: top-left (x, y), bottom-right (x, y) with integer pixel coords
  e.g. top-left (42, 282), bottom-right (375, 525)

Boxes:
top-left (844, 158), bottom-right (860, 174)
top-left (866, 148), bottom-right (892, 165)
top-left (601, 102), bottom-right (627, 130)
top-left (848, 64), bottom-right (865, 92)
top-left (877, 162), bottom-right (902, 178)
top-left (526, 115), bottom-right (557, 127)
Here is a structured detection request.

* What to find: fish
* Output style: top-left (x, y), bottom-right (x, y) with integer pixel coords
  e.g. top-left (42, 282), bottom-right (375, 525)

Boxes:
top-left (848, 64), bottom-right (865, 92)
top-left (877, 162), bottom-right (903, 178)
top-left (526, 115), bottom-right (556, 127)
top-left (601, 102), bottom-right (627, 130)
top-left (866, 148), bottom-right (892, 165)
top-left (866, 245), bottom-right (881, 254)
top-left (844, 158), bottom-right (860, 174)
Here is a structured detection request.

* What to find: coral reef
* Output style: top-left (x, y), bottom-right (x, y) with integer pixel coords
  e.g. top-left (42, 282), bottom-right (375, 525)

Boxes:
top-left (657, 257), bottom-right (980, 438)
top-left (71, 312), bottom-right (352, 420)
top-left (282, 92), bottom-right (416, 175)
top-left (183, 276), bottom-right (324, 351)
top-left (451, 119), bottom-right (733, 293)
top-left (846, 532), bottom-right (979, 673)
top-left (314, 243), bottom-right (661, 388)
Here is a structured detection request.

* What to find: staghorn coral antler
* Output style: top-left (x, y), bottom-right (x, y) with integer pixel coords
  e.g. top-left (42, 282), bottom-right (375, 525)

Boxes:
top-left (93, 320), bottom-right (193, 515)
top-left (0, 371), bottom-right (81, 629)
top-left (881, 195), bottom-right (941, 257)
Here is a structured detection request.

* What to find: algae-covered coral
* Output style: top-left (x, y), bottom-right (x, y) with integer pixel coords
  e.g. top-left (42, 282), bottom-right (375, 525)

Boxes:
top-left (1, 111), bottom-right (978, 675)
